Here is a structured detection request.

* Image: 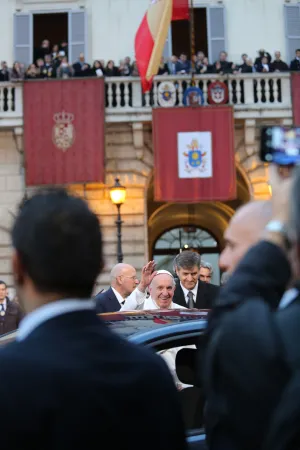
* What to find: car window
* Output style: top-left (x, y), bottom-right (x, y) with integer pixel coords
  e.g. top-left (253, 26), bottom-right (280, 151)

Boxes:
top-left (150, 334), bottom-right (206, 440)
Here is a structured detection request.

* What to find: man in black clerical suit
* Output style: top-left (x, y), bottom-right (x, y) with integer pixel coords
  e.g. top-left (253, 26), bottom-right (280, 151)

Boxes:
top-left (0, 188), bottom-right (186, 450)
top-left (173, 251), bottom-right (219, 309)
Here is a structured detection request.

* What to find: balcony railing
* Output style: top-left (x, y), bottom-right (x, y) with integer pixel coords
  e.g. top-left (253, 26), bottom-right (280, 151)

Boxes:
top-left (0, 72), bottom-right (293, 126)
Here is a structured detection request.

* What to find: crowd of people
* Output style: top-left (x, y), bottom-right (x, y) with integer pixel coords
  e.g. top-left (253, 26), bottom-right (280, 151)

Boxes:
top-left (0, 162), bottom-right (299, 448)
top-left (1, 41), bottom-right (300, 82)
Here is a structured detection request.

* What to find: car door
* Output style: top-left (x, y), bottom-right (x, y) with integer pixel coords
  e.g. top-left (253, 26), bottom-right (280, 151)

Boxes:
top-left (131, 325), bottom-right (207, 450)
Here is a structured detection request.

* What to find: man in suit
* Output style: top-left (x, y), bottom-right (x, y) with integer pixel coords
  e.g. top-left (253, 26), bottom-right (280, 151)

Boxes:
top-left (95, 260), bottom-right (156, 313)
top-left (219, 200), bottom-right (272, 274)
top-left (0, 187), bottom-right (186, 450)
top-left (0, 280), bottom-right (23, 335)
top-left (173, 251), bottom-right (219, 309)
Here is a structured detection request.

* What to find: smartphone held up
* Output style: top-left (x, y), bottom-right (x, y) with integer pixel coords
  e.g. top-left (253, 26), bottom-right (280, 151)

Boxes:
top-left (260, 126), bottom-right (300, 166)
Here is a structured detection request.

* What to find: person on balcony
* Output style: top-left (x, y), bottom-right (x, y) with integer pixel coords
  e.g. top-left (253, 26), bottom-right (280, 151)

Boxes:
top-left (177, 53), bottom-right (191, 74)
top-left (213, 51), bottom-right (234, 74)
top-left (0, 62), bottom-right (10, 82)
top-left (92, 60), bottom-right (104, 77)
top-left (290, 49), bottom-right (300, 72)
top-left (236, 54), bottom-right (253, 73)
top-left (56, 57), bottom-right (74, 79)
top-left (73, 53), bottom-right (92, 77)
top-left (256, 56), bottom-right (271, 73)
top-left (105, 60), bottom-right (119, 77)
top-left (40, 54), bottom-right (56, 79)
top-left (254, 48), bottom-right (272, 66)
top-left (10, 61), bottom-right (25, 81)
top-left (157, 56), bottom-right (169, 75)
top-left (271, 51), bottom-right (289, 72)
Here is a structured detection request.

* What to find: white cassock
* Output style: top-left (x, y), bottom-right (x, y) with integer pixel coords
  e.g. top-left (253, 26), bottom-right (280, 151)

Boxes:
top-left (139, 297), bottom-right (193, 389)
top-left (120, 288), bottom-right (147, 311)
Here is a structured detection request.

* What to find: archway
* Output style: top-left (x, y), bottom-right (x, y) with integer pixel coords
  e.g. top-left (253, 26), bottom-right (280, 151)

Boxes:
top-left (147, 165), bottom-right (251, 282)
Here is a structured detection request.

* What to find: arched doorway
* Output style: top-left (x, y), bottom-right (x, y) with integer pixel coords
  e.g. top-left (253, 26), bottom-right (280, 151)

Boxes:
top-left (153, 226), bottom-right (220, 284)
top-left (147, 165), bottom-right (251, 283)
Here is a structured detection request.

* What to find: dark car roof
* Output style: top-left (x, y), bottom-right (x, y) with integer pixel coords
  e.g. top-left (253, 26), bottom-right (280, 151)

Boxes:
top-left (99, 309), bottom-right (209, 340)
top-left (0, 309), bottom-right (209, 345)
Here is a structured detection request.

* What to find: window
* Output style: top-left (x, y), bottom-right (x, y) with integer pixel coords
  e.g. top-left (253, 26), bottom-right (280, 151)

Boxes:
top-left (152, 226), bottom-right (220, 284)
top-left (284, 4), bottom-right (300, 64)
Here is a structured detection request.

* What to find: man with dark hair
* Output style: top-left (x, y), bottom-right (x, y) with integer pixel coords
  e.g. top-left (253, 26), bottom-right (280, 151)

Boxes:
top-left (0, 280), bottom-right (23, 335)
top-left (173, 250), bottom-right (219, 309)
top-left (0, 188), bottom-right (186, 450)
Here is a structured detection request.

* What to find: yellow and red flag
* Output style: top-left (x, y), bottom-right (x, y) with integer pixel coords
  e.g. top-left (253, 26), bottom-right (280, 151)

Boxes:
top-left (135, 0), bottom-right (189, 93)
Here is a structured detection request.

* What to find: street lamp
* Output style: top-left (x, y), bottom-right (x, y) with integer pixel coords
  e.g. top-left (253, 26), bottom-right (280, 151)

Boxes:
top-left (109, 178), bottom-right (127, 263)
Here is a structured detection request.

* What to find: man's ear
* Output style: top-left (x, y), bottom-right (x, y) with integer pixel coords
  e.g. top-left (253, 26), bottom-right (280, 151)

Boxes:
top-left (12, 250), bottom-right (25, 287)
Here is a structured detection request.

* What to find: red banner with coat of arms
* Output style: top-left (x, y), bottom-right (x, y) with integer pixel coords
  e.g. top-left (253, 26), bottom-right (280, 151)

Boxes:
top-left (23, 78), bottom-right (105, 186)
top-left (153, 106), bottom-right (236, 202)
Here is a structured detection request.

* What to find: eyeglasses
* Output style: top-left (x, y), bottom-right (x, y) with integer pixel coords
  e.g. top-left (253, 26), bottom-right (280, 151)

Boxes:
top-left (123, 276), bottom-right (138, 281)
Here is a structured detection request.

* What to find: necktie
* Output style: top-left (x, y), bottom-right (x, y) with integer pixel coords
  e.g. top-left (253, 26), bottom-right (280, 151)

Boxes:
top-left (0, 303), bottom-right (5, 316)
top-left (187, 291), bottom-right (194, 309)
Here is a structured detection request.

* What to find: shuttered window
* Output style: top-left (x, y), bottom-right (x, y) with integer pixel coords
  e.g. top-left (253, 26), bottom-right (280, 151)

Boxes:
top-left (206, 6), bottom-right (226, 63)
top-left (14, 13), bottom-right (33, 65)
top-left (284, 4), bottom-right (300, 64)
top-left (163, 27), bottom-right (173, 61)
top-left (68, 10), bottom-right (87, 63)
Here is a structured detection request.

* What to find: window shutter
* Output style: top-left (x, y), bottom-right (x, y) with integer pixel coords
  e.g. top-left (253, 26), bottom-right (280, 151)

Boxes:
top-left (14, 13), bottom-right (33, 65)
top-left (163, 27), bottom-right (173, 61)
top-left (68, 10), bottom-right (87, 64)
top-left (284, 5), bottom-right (300, 64)
top-left (207, 6), bottom-right (226, 63)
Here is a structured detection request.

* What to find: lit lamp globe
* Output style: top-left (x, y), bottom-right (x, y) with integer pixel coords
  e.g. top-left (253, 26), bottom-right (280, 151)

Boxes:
top-left (109, 178), bottom-right (126, 206)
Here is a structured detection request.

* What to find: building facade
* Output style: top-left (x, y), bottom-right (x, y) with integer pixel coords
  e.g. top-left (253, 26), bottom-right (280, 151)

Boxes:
top-left (0, 0), bottom-right (297, 290)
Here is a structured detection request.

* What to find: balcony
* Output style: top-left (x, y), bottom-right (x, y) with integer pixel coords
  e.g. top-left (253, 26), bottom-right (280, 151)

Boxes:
top-left (0, 72), bottom-right (293, 128)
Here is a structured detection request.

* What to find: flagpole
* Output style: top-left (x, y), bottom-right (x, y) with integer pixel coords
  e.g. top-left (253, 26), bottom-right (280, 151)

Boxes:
top-left (189, 0), bottom-right (195, 85)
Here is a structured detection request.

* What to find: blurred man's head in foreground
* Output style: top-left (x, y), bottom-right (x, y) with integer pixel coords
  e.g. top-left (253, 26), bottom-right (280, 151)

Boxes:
top-left (11, 188), bottom-right (103, 313)
top-left (219, 200), bottom-right (272, 274)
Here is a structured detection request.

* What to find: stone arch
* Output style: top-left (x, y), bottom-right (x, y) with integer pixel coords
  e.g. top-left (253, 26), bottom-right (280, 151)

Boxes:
top-left (146, 164), bottom-right (251, 257)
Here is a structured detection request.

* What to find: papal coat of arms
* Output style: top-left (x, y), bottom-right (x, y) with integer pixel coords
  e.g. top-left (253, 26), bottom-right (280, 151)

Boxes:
top-left (208, 81), bottom-right (229, 105)
top-left (52, 111), bottom-right (75, 152)
top-left (158, 82), bottom-right (176, 107)
top-left (183, 139), bottom-right (207, 174)
top-left (183, 87), bottom-right (204, 106)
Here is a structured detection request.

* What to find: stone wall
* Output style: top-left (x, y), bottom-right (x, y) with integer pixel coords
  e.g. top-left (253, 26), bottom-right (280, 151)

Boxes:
top-left (0, 118), bottom-right (277, 294)
top-left (0, 130), bottom-right (24, 291)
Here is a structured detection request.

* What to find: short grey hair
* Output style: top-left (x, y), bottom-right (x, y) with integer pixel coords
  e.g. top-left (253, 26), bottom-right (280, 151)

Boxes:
top-left (174, 251), bottom-right (201, 270)
top-left (200, 261), bottom-right (213, 275)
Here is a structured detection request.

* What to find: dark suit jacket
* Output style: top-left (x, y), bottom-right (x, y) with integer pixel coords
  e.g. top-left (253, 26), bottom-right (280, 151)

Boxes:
top-left (0, 309), bottom-right (186, 450)
top-left (0, 299), bottom-right (24, 335)
top-left (94, 287), bottom-right (121, 313)
top-left (203, 241), bottom-right (297, 450)
top-left (173, 280), bottom-right (220, 309)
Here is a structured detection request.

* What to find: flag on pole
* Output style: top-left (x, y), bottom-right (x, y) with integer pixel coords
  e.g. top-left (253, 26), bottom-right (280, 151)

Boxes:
top-left (135, 0), bottom-right (189, 93)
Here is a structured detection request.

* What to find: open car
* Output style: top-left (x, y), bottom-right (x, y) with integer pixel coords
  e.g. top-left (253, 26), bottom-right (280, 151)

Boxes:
top-left (0, 309), bottom-right (209, 449)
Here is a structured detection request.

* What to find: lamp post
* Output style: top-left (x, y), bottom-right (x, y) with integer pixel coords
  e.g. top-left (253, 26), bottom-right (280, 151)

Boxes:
top-left (109, 178), bottom-right (127, 263)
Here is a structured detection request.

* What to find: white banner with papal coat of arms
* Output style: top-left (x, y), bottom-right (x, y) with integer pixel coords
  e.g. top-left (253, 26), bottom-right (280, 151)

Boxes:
top-left (177, 132), bottom-right (213, 179)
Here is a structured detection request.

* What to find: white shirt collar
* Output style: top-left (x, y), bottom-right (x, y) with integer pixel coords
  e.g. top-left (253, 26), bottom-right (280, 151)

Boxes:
top-left (111, 287), bottom-right (125, 305)
top-left (17, 299), bottom-right (95, 342)
top-left (0, 298), bottom-right (7, 310)
top-left (278, 288), bottom-right (299, 310)
top-left (180, 281), bottom-right (198, 304)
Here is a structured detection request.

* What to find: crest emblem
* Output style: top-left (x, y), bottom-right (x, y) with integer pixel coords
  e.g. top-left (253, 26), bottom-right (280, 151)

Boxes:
top-left (183, 139), bottom-right (207, 174)
top-left (177, 132), bottom-right (213, 179)
top-left (183, 87), bottom-right (204, 106)
top-left (208, 81), bottom-right (228, 105)
top-left (52, 111), bottom-right (75, 152)
top-left (158, 82), bottom-right (176, 107)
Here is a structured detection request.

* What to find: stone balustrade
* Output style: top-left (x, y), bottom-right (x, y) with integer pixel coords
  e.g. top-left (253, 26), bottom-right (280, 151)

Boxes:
top-left (0, 72), bottom-right (293, 127)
